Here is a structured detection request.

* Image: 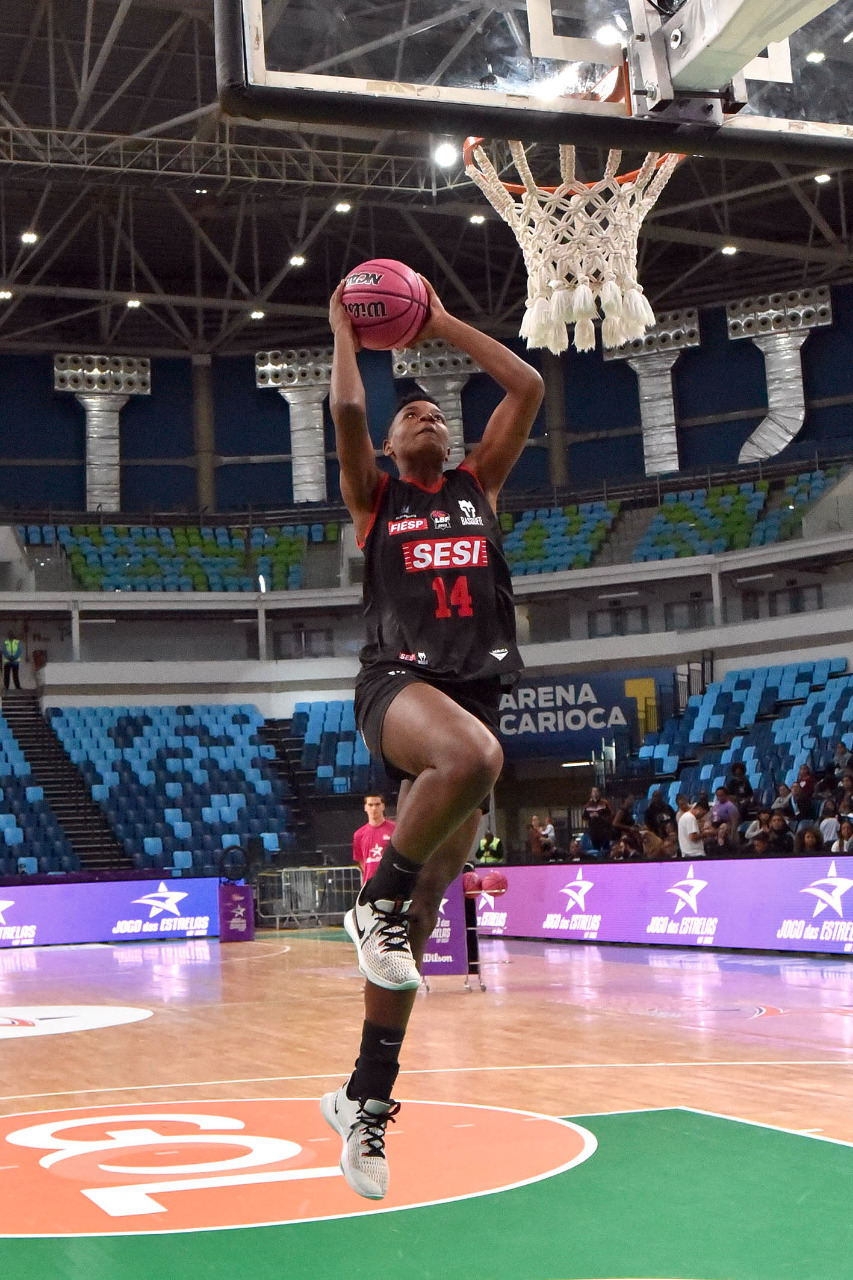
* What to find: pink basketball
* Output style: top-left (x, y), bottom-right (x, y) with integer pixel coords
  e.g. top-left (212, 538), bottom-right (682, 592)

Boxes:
top-left (462, 871), bottom-right (483, 899)
top-left (342, 259), bottom-right (429, 350)
top-left (480, 870), bottom-right (508, 897)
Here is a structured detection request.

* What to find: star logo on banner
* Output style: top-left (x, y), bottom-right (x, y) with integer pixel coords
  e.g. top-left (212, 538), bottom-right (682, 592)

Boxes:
top-left (132, 882), bottom-right (188, 919)
top-left (801, 860), bottom-right (853, 919)
top-left (0, 900), bottom-right (14, 925)
top-left (666, 865), bottom-right (708, 915)
top-left (559, 871), bottom-right (594, 912)
top-left (437, 897), bottom-right (448, 917)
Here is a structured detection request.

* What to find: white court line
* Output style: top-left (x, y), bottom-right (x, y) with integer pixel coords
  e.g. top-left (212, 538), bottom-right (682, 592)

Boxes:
top-left (1, 1058), bottom-right (852, 1104)
top-left (678, 1105), bottom-right (853, 1150)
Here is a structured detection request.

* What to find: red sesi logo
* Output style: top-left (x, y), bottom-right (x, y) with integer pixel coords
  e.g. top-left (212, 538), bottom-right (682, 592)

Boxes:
top-left (402, 537), bottom-right (489, 572)
top-left (388, 518), bottom-right (428, 535)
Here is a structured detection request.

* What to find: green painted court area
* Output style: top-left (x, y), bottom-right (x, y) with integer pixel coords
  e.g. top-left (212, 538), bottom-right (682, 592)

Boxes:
top-left (4, 1108), bottom-right (851, 1280)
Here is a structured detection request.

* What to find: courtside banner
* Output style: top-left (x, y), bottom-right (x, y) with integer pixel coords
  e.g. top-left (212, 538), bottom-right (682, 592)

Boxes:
top-left (0, 877), bottom-right (220, 949)
top-left (497, 669), bottom-right (671, 759)
top-left (421, 875), bottom-right (467, 976)
top-left (475, 857), bottom-right (853, 955)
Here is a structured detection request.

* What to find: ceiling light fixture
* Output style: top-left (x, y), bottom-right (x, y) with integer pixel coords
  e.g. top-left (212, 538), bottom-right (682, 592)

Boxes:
top-left (334, 201), bottom-right (352, 213)
top-left (469, 213), bottom-right (486, 224)
top-left (0, 290), bottom-right (12, 300)
top-left (250, 309), bottom-right (265, 320)
top-left (20, 231), bottom-right (38, 244)
top-left (289, 254), bottom-right (306, 267)
top-left (433, 141), bottom-right (458, 167)
top-left (815, 172), bottom-right (832, 184)
top-left (721, 244), bottom-right (738, 256)
top-left (126, 298), bottom-right (141, 309)
top-left (806, 50), bottom-right (826, 63)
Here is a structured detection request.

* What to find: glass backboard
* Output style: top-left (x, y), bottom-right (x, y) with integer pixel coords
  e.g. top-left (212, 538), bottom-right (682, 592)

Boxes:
top-left (215, 0), bottom-right (853, 164)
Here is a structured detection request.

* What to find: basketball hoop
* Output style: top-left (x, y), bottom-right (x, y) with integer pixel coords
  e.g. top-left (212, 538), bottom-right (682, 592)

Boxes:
top-left (464, 138), bottom-right (682, 355)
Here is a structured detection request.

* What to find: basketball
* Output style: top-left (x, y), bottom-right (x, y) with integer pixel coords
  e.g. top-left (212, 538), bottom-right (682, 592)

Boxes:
top-left (462, 871), bottom-right (483, 899)
top-left (342, 259), bottom-right (429, 350)
top-left (480, 870), bottom-right (508, 896)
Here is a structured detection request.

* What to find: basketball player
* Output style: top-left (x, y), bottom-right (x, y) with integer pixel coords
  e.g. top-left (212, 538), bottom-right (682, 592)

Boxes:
top-left (320, 275), bottom-right (543, 1199)
top-left (352, 794), bottom-right (396, 884)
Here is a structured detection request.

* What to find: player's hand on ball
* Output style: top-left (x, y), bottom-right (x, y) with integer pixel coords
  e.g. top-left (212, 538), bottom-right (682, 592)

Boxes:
top-left (410, 275), bottom-right (447, 343)
top-left (329, 281), bottom-right (361, 350)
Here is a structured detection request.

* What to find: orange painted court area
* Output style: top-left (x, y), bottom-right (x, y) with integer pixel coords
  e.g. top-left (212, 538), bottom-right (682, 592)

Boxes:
top-left (0, 1097), bottom-right (593, 1236)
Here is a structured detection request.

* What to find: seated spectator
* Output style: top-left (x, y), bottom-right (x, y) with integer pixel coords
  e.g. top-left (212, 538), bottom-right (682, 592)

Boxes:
top-left (527, 815), bottom-right (552, 861)
top-left (609, 828), bottom-right (644, 861)
top-left (833, 741), bottom-right (852, 776)
top-left (678, 796), bottom-right (710, 859)
top-left (782, 783), bottom-right (816, 831)
top-left (793, 825), bottom-right (824, 856)
top-left (840, 795), bottom-right (853, 822)
top-left (476, 829), bottom-right (505, 864)
top-left (711, 786), bottom-right (740, 829)
top-left (744, 809), bottom-right (772, 841)
top-left (704, 820), bottom-right (740, 858)
top-left (644, 789), bottom-right (674, 838)
top-left (640, 827), bottom-right (663, 860)
top-left (814, 765), bottom-right (839, 801)
top-left (745, 830), bottom-right (771, 858)
top-left (837, 773), bottom-right (853, 811)
top-left (819, 800), bottom-right (840, 847)
top-left (540, 816), bottom-right (556, 847)
top-left (832, 818), bottom-right (853, 854)
top-left (725, 762), bottom-right (754, 817)
top-left (659, 833), bottom-right (679, 859)
top-left (771, 783), bottom-right (792, 813)
top-left (766, 812), bottom-right (794, 855)
top-left (796, 764), bottom-right (815, 800)
top-left (582, 787), bottom-right (613, 854)
top-left (568, 838), bottom-right (584, 860)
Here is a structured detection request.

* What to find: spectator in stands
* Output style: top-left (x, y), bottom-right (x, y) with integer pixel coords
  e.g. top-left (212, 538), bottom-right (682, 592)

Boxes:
top-left (678, 797), bottom-right (709, 859)
top-left (814, 765), bottom-right (839, 802)
top-left (1, 632), bottom-right (22, 690)
top-left (833, 741), bottom-right (852, 776)
top-left (793, 826), bottom-right (824, 856)
top-left (837, 774), bottom-right (853, 810)
top-left (711, 786), bottom-right (740, 830)
top-left (783, 783), bottom-right (816, 831)
top-left (819, 800), bottom-right (840, 847)
top-left (832, 819), bottom-right (853, 854)
top-left (611, 795), bottom-right (637, 838)
top-left (725, 762), bottom-right (754, 818)
top-left (659, 832), bottom-right (679, 859)
top-left (767, 812), bottom-right (794, 855)
top-left (640, 827), bottom-right (663, 860)
top-left (704, 820), bottom-right (740, 858)
top-left (745, 830), bottom-right (771, 858)
top-left (675, 793), bottom-right (691, 821)
top-left (744, 808), bottom-right (772, 842)
top-left (527, 815), bottom-right (553, 860)
top-left (582, 787), bottom-right (613, 854)
top-left (796, 764), bottom-right (816, 800)
top-left (644, 789), bottom-right (674, 838)
top-left (840, 794), bottom-right (853, 822)
top-left (352, 795), bottom-right (396, 884)
top-left (540, 815), bottom-right (556, 847)
top-left (476, 829), bottom-right (504, 864)
top-left (568, 838), bottom-right (584, 860)
top-left (771, 783), bottom-right (791, 813)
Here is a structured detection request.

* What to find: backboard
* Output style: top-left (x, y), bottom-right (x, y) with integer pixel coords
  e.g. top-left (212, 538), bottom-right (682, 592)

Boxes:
top-left (215, 0), bottom-right (853, 164)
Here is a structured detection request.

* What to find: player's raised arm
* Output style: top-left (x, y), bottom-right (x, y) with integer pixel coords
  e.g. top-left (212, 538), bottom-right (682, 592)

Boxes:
top-left (415, 278), bottom-right (544, 508)
top-left (329, 282), bottom-right (383, 541)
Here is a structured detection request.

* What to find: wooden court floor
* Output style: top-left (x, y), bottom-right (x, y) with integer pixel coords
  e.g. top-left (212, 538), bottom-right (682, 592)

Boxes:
top-left (1, 932), bottom-right (852, 1278)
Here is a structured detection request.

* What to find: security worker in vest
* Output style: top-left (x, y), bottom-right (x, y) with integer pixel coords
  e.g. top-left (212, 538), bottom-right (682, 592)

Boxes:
top-left (2, 632), bottom-right (21, 690)
top-left (476, 829), bottom-right (505, 864)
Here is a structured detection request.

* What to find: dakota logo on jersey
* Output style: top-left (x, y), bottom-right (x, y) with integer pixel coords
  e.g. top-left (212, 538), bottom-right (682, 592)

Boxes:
top-left (388, 517), bottom-right (428, 535)
top-left (402, 537), bottom-right (489, 572)
top-left (431, 510), bottom-right (451, 531)
top-left (458, 499), bottom-right (483, 527)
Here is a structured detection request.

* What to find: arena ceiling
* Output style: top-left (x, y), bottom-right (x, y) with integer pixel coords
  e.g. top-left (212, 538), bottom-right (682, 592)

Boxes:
top-left (0, 0), bottom-right (851, 357)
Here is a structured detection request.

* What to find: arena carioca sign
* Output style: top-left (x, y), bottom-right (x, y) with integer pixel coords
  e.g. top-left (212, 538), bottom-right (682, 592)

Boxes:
top-left (497, 671), bottom-right (670, 758)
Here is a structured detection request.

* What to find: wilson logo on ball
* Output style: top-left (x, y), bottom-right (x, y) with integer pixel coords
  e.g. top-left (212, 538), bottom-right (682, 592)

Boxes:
top-left (341, 258), bottom-right (428, 350)
top-left (402, 537), bottom-right (488, 572)
top-left (345, 271), bottom-right (384, 286)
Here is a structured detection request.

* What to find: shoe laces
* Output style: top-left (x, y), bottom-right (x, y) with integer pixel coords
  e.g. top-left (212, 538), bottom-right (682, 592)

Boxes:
top-left (354, 1101), bottom-right (400, 1158)
top-left (373, 906), bottom-right (412, 954)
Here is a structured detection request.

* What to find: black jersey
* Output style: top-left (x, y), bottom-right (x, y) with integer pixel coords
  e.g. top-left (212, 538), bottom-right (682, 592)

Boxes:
top-left (359, 465), bottom-right (522, 682)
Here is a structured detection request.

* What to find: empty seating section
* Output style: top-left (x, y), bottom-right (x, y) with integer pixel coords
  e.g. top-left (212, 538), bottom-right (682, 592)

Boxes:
top-left (19, 522), bottom-right (340, 591)
top-left (500, 502), bottom-right (620, 575)
top-left (636, 658), bottom-right (849, 810)
top-left (633, 483), bottom-right (768, 562)
top-left (291, 700), bottom-right (386, 795)
top-left (750, 466), bottom-right (846, 546)
top-left (0, 716), bottom-right (75, 877)
top-left (47, 703), bottom-right (294, 874)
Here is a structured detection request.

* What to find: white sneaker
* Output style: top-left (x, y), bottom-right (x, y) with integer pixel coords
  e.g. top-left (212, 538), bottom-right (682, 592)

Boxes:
top-left (320, 1084), bottom-right (400, 1200)
top-left (344, 895), bottom-right (421, 991)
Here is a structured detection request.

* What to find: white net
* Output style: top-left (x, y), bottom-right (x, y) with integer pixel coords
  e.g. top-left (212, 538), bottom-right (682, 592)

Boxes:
top-left (466, 141), bottom-right (681, 355)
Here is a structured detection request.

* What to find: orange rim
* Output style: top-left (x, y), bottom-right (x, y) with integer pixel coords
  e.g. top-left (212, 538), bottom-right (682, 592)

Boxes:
top-left (464, 136), bottom-right (682, 195)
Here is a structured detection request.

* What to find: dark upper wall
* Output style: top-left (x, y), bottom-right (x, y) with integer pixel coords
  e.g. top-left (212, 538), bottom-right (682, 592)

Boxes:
top-left (2, 286), bottom-right (853, 511)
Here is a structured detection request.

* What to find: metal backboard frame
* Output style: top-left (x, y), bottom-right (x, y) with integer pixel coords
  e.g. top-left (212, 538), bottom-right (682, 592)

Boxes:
top-left (215, 0), bottom-right (853, 165)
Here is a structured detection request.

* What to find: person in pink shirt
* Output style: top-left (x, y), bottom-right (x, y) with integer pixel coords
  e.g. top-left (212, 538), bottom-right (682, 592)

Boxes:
top-left (352, 795), bottom-right (396, 883)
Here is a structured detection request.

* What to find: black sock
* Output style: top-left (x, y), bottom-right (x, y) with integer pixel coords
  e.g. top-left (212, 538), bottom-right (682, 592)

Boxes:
top-left (346, 1020), bottom-right (404, 1101)
top-left (359, 841), bottom-right (422, 905)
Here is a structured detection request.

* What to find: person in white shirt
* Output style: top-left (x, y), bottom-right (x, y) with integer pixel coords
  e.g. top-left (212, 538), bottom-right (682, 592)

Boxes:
top-left (819, 800), bottom-right (840, 847)
top-left (678, 798), bottom-right (710, 859)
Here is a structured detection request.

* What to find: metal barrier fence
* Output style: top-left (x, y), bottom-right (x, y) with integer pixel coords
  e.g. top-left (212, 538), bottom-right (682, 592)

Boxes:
top-left (256, 866), bottom-right (361, 929)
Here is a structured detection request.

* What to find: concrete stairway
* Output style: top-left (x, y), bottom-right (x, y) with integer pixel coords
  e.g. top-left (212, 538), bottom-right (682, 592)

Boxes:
top-left (1, 689), bottom-right (130, 872)
top-left (257, 718), bottom-right (316, 859)
top-left (593, 506), bottom-right (656, 567)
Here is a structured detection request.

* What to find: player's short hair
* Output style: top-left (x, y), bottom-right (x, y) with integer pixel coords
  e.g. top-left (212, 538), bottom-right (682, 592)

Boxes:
top-left (386, 391), bottom-right (443, 437)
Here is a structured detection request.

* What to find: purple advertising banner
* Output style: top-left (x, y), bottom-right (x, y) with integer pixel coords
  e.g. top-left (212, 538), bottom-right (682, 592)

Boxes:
top-left (475, 857), bottom-right (853, 956)
top-left (0, 877), bottom-right (220, 949)
top-left (218, 884), bottom-right (255, 942)
top-left (421, 876), bottom-right (468, 976)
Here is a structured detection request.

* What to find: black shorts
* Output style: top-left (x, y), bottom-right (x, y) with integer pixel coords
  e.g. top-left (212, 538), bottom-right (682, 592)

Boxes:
top-left (354, 663), bottom-right (506, 783)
